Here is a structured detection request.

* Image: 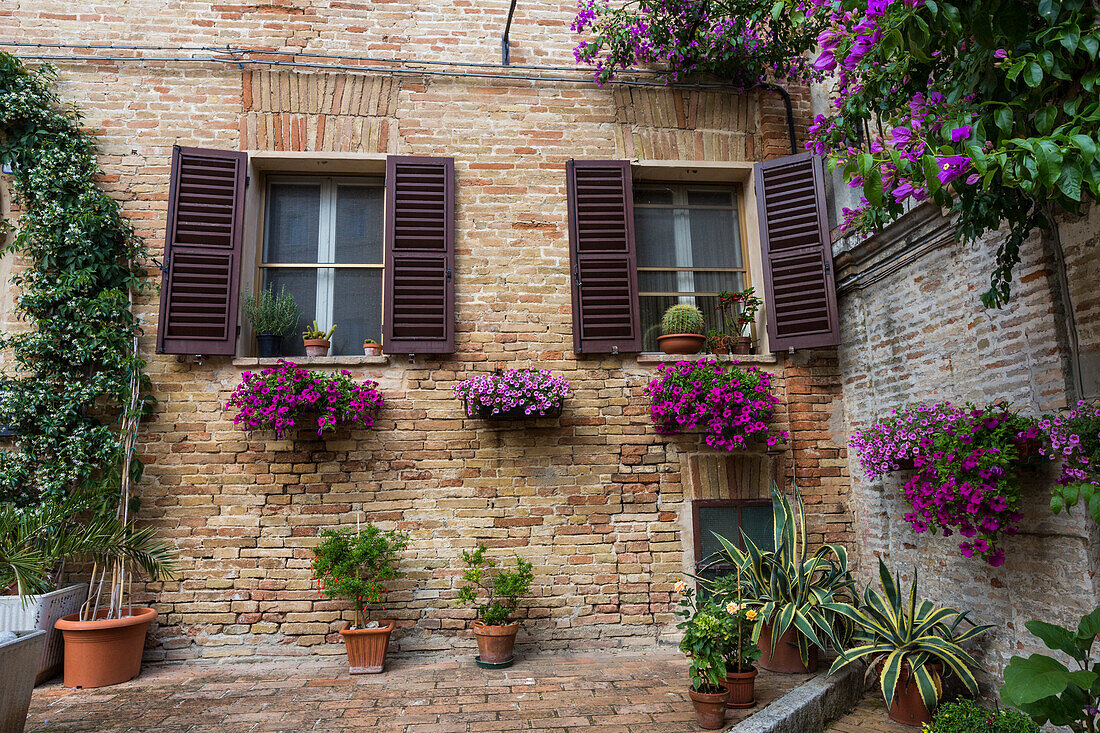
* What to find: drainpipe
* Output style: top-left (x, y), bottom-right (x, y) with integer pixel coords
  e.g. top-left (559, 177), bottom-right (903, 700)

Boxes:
top-left (502, 0), bottom-right (519, 65)
top-left (757, 82), bottom-right (798, 156)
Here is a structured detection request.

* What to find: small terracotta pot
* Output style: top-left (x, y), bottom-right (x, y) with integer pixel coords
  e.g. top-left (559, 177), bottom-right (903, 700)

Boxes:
top-left (472, 620), bottom-right (518, 664)
top-left (877, 660), bottom-right (938, 727)
top-left (722, 665), bottom-right (758, 708)
top-left (757, 622), bottom-right (817, 674)
top-left (54, 606), bottom-right (156, 688)
top-left (732, 337), bottom-right (752, 355)
top-left (363, 344), bottom-right (383, 357)
top-left (688, 686), bottom-right (729, 729)
top-left (657, 333), bottom-right (706, 355)
top-left (304, 338), bottom-right (330, 357)
top-left (340, 620), bottom-right (393, 674)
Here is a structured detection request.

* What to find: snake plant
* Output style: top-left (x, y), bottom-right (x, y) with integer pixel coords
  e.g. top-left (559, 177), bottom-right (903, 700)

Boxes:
top-left (828, 559), bottom-right (991, 714)
top-left (710, 483), bottom-right (855, 668)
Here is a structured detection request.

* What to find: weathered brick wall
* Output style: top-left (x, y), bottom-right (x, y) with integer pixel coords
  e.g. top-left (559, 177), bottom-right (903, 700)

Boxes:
top-left (1, 1), bottom-right (850, 661)
top-left (836, 203), bottom-right (1100, 689)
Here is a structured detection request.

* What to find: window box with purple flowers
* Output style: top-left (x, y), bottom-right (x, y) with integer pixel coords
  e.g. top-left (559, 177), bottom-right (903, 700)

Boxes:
top-left (453, 369), bottom-right (569, 421)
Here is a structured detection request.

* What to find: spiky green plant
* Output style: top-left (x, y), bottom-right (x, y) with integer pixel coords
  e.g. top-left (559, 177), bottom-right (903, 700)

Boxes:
top-left (661, 304), bottom-right (705, 335)
top-left (828, 560), bottom-right (991, 716)
top-left (302, 320), bottom-right (337, 341)
top-left (243, 284), bottom-right (299, 336)
top-left (709, 483), bottom-right (855, 667)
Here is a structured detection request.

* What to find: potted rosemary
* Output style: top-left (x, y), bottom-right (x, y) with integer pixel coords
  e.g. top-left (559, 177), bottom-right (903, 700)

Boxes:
top-left (242, 284), bottom-right (299, 358)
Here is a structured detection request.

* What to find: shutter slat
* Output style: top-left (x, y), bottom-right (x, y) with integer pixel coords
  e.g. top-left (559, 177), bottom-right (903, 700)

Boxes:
top-left (157, 146), bottom-right (246, 356)
top-left (566, 160), bottom-right (642, 354)
top-left (383, 156), bottom-right (455, 354)
top-left (754, 153), bottom-right (840, 351)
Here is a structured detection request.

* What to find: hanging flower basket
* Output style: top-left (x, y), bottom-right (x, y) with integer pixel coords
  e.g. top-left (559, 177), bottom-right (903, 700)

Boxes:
top-left (453, 369), bottom-right (569, 420)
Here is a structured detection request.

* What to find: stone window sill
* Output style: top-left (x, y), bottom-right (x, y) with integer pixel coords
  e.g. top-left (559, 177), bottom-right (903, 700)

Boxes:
top-left (636, 352), bottom-right (778, 365)
top-left (231, 355), bottom-right (390, 368)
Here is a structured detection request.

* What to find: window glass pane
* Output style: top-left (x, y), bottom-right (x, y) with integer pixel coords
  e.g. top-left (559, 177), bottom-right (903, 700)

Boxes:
top-left (698, 505), bottom-right (741, 567)
top-left (262, 268), bottom-right (316, 356)
top-left (331, 269), bottom-right (383, 356)
top-left (740, 505), bottom-right (776, 553)
top-left (638, 271), bottom-right (744, 295)
top-left (687, 189), bottom-right (734, 207)
top-left (265, 183), bottom-right (321, 263)
top-left (335, 184), bottom-right (384, 264)
top-left (688, 207), bottom-right (742, 268)
top-left (634, 207), bottom-right (677, 268)
top-left (639, 293), bottom-right (744, 351)
top-left (635, 185), bottom-right (675, 206)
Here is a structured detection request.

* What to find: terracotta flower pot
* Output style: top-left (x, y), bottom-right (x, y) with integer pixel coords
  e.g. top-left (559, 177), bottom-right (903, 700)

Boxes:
top-left (722, 665), bottom-right (758, 708)
top-left (304, 338), bottom-right (330, 357)
top-left (657, 334), bottom-right (706, 355)
top-left (732, 337), bottom-right (751, 355)
top-left (363, 344), bottom-right (383, 357)
top-left (54, 606), bottom-right (156, 688)
top-left (757, 622), bottom-right (817, 674)
top-left (472, 620), bottom-right (518, 664)
top-left (688, 686), bottom-right (729, 729)
top-left (340, 620), bottom-right (393, 674)
top-left (877, 660), bottom-right (939, 727)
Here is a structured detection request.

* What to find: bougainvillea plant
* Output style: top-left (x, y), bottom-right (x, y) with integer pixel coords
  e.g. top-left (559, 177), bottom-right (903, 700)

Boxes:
top-left (1042, 401), bottom-right (1100, 524)
top-left (806, 0), bottom-right (1100, 307)
top-left (453, 368), bottom-right (569, 418)
top-left (311, 524), bottom-right (409, 629)
top-left (571, 0), bottom-right (823, 87)
top-left (226, 360), bottom-right (384, 438)
top-left (646, 358), bottom-right (787, 451)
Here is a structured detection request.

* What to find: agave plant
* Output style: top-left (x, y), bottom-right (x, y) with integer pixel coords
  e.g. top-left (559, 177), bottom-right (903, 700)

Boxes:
top-left (710, 483), bottom-right (855, 667)
top-left (828, 559), bottom-right (991, 714)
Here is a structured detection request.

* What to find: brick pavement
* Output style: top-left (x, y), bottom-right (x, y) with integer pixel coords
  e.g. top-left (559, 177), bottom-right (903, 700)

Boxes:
top-left (27, 648), bottom-right (815, 732)
top-left (824, 695), bottom-right (913, 733)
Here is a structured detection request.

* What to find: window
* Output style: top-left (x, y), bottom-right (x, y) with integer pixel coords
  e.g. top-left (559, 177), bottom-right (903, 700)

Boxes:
top-left (692, 499), bottom-right (775, 587)
top-left (260, 176), bottom-right (384, 356)
top-left (633, 183), bottom-right (749, 352)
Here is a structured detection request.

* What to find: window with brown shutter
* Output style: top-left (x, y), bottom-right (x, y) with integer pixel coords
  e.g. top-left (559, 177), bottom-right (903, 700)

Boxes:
top-left (157, 146), bottom-right (247, 356)
top-left (383, 156), bottom-right (455, 354)
top-left (754, 153), bottom-right (840, 351)
top-left (566, 159), bottom-right (642, 354)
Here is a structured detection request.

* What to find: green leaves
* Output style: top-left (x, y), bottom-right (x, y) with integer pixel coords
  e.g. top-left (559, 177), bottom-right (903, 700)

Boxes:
top-left (456, 543), bottom-right (534, 626)
top-left (1002, 654), bottom-right (1096, 705)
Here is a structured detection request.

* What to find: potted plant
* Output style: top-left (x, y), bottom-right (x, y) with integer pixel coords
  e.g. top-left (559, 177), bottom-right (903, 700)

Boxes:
top-left (1001, 607), bottom-right (1100, 732)
top-left (457, 544), bottom-right (533, 667)
top-left (711, 483), bottom-right (854, 674)
top-left (363, 338), bottom-right (383, 357)
top-left (717, 288), bottom-right (762, 355)
top-left (226, 360), bottom-right (385, 438)
top-left (658, 303), bottom-right (706, 355)
top-left (717, 596), bottom-right (762, 708)
top-left (311, 524), bottom-right (409, 674)
top-left (1043, 401), bottom-right (1100, 525)
top-left (923, 699), bottom-right (1038, 733)
top-left (828, 560), bottom-right (990, 726)
top-left (674, 583), bottom-right (731, 729)
top-left (453, 368), bottom-right (569, 420)
top-left (302, 320), bottom-right (336, 357)
top-left (0, 629), bottom-right (46, 733)
top-left (705, 329), bottom-right (732, 356)
top-left (243, 284), bottom-right (299, 358)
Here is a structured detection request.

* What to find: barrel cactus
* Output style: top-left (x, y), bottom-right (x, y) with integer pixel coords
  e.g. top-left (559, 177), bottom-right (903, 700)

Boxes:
top-left (661, 304), bottom-right (706, 335)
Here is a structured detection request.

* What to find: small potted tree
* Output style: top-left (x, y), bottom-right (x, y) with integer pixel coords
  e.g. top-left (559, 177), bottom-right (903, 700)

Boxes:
top-left (311, 524), bottom-right (409, 674)
top-left (717, 288), bottom-right (762, 355)
top-left (658, 304), bottom-right (706, 355)
top-left (243, 284), bottom-right (299, 358)
top-left (302, 321), bottom-right (336, 357)
top-left (457, 544), bottom-right (533, 668)
top-left (674, 582), bottom-right (731, 729)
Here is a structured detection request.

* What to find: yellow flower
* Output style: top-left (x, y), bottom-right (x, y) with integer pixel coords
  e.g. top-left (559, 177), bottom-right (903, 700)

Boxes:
top-left (725, 602), bottom-right (741, 615)
top-left (745, 609), bottom-right (759, 621)
top-left (674, 580), bottom-right (686, 594)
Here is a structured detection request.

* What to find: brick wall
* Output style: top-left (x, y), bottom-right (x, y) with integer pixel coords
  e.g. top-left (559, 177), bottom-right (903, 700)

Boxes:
top-left (0, 1), bottom-right (851, 661)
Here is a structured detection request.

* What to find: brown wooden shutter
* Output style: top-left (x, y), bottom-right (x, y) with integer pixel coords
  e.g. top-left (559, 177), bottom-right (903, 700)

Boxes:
top-left (754, 153), bottom-right (840, 351)
top-left (383, 156), bottom-right (455, 354)
top-left (566, 159), bottom-right (642, 354)
top-left (157, 146), bottom-right (247, 356)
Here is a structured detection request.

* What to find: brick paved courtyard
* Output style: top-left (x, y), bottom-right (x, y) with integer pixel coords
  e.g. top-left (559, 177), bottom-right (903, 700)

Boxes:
top-left (27, 648), bottom-right (820, 733)
top-left (824, 696), bottom-right (912, 733)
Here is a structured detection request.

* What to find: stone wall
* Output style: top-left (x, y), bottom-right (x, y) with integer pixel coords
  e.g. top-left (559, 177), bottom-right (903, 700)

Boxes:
top-left (0, 1), bottom-right (843, 661)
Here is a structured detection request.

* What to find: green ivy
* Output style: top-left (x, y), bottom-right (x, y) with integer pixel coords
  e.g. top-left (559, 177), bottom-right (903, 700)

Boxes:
top-left (0, 52), bottom-right (150, 506)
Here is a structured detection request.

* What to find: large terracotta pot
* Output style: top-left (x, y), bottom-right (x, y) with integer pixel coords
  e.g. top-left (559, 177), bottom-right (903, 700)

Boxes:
top-left (54, 606), bottom-right (156, 688)
top-left (722, 665), bottom-right (758, 709)
top-left (757, 621), bottom-right (817, 674)
top-left (340, 620), bottom-right (393, 674)
top-left (472, 620), bottom-right (518, 664)
top-left (688, 687), bottom-right (729, 729)
top-left (303, 338), bottom-right (330, 357)
top-left (878, 661), bottom-right (939, 727)
top-left (657, 334), bottom-right (705, 355)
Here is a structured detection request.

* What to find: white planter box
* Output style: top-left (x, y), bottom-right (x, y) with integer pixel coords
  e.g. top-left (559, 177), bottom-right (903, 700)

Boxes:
top-left (0, 584), bottom-right (85, 684)
top-left (0, 629), bottom-right (46, 733)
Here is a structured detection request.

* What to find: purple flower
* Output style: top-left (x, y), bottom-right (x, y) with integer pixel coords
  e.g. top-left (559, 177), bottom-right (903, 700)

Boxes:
top-left (950, 125), bottom-right (972, 143)
top-left (936, 156), bottom-right (972, 185)
top-left (994, 49), bottom-right (1008, 59)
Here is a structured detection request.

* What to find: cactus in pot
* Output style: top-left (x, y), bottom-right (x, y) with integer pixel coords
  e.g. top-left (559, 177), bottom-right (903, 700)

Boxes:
top-left (658, 304), bottom-right (707, 355)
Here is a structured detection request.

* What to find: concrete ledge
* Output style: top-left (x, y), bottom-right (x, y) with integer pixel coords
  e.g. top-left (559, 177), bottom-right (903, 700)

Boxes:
top-left (730, 664), bottom-right (865, 733)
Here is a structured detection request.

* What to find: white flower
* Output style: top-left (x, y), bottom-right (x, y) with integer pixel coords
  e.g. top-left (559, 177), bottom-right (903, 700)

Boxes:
top-left (674, 580), bottom-right (686, 594)
top-left (725, 601), bottom-right (741, 615)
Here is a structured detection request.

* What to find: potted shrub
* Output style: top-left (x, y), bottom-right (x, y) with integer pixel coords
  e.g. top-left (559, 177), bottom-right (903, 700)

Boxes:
top-left (311, 524), bottom-right (409, 674)
top-left (457, 544), bottom-right (533, 667)
top-left (924, 699), bottom-right (1038, 733)
top-left (712, 483), bottom-right (854, 674)
top-left (674, 583), bottom-right (731, 729)
top-left (226, 360), bottom-right (385, 438)
top-left (302, 320), bottom-right (336, 357)
top-left (363, 338), bottom-right (383, 357)
top-left (716, 288), bottom-right (762, 355)
top-left (705, 329), bottom-right (732, 356)
top-left (645, 358), bottom-right (787, 451)
top-left (828, 560), bottom-right (991, 727)
top-left (243, 284), bottom-right (299, 358)
top-left (453, 368), bottom-right (569, 420)
top-left (0, 629), bottom-right (46, 733)
top-left (1001, 607), bottom-right (1100, 732)
top-left (658, 303), bottom-right (706, 355)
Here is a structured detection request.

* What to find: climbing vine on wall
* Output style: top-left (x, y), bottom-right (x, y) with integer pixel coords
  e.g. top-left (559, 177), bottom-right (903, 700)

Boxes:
top-left (0, 52), bottom-right (150, 506)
